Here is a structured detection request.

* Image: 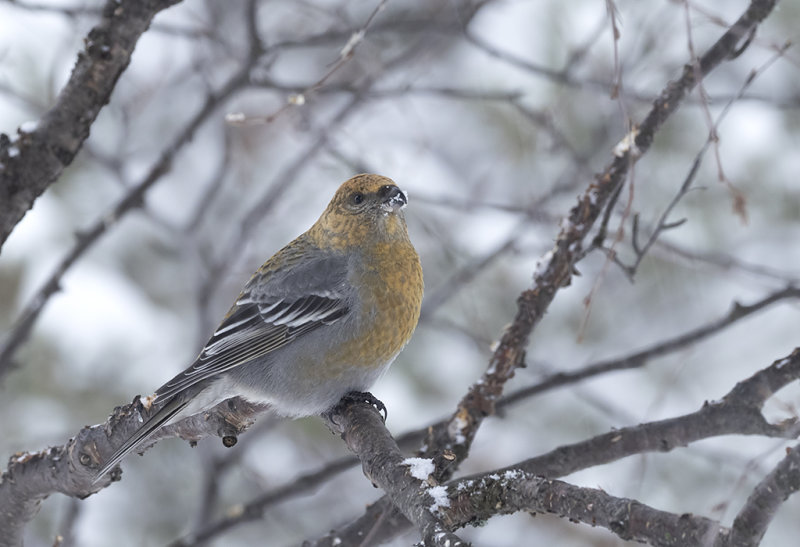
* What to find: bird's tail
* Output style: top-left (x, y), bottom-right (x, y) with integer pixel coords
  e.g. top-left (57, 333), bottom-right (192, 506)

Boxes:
top-left (93, 396), bottom-right (190, 483)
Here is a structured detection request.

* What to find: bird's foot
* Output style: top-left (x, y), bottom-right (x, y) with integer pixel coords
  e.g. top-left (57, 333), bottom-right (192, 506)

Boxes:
top-left (340, 391), bottom-right (388, 422)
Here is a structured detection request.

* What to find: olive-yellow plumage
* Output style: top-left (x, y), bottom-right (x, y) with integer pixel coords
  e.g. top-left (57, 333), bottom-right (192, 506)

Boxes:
top-left (95, 174), bottom-right (423, 481)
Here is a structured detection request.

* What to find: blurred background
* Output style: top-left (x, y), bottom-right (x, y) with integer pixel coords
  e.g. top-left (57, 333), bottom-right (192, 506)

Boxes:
top-left (1, 0), bottom-right (799, 545)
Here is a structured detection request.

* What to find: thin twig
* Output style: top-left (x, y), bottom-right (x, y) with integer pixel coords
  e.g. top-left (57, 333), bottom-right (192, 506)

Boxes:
top-left (0, 65), bottom-right (252, 380)
top-left (502, 286), bottom-right (800, 407)
top-left (226, 0), bottom-right (389, 126)
top-left (620, 35), bottom-right (792, 277)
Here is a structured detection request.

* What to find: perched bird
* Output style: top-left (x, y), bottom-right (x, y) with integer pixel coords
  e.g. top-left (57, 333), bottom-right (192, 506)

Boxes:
top-left (95, 174), bottom-right (423, 481)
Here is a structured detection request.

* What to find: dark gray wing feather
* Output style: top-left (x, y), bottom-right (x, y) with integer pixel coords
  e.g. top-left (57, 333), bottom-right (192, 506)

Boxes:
top-left (155, 251), bottom-right (351, 400)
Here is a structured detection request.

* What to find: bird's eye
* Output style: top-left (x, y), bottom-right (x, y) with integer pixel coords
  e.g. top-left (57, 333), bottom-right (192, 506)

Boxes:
top-left (351, 192), bottom-right (364, 205)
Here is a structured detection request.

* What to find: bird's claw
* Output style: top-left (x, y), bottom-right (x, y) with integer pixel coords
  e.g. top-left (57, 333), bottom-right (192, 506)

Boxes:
top-left (343, 391), bottom-right (388, 422)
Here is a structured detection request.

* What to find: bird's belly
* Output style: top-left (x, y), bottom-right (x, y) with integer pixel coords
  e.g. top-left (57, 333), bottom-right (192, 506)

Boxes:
top-left (225, 327), bottom-right (399, 417)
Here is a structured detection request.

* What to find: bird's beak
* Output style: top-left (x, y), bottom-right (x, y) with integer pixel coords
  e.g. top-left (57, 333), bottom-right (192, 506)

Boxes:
top-left (380, 185), bottom-right (408, 213)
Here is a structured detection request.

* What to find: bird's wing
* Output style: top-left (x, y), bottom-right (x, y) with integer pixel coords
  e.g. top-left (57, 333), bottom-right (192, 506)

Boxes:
top-left (155, 251), bottom-right (351, 400)
top-left (94, 251), bottom-right (351, 482)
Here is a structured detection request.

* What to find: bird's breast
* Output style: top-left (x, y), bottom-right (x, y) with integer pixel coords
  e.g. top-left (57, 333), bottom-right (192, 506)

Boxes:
top-left (330, 241), bottom-right (423, 372)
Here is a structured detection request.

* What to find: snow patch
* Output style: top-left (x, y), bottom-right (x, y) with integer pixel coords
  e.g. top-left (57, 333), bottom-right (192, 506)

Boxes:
top-left (19, 120), bottom-right (38, 133)
top-left (340, 30), bottom-right (364, 58)
top-left (448, 414), bottom-right (468, 444)
top-left (225, 112), bottom-right (246, 123)
top-left (613, 127), bottom-right (640, 158)
top-left (503, 469), bottom-right (522, 480)
top-left (775, 357), bottom-right (791, 369)
top-left (428, 485), bottom-right (450, 513)
top-left (402, 457), bottom-right (434, 481)
top-left (533, 249), bottom-right (554, 279)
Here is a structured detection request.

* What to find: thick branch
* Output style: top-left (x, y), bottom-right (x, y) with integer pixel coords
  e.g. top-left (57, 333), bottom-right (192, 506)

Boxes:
top-left (0, 396), bottom-right (265, 547)
top-left (0, 0), bottom-right (182, 251)
top-left (322, 398), bottom-right (467, 547)
top-left (427, 349), bottom-right (800, 546)
top-left (443, 470), bottom-right (726, 547)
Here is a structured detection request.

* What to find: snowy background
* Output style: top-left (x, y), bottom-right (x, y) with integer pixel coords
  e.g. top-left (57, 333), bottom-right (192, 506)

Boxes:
top-left (1, 0), bottom-right (799, 545)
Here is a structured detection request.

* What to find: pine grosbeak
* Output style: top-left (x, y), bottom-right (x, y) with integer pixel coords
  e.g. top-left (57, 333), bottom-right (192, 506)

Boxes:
top-left (95, 174), bottom-right (423, 480)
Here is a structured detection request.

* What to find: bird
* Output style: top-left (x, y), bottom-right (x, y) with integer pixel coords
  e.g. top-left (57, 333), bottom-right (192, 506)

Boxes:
top-left (94, 173), bottom-right (423, 481)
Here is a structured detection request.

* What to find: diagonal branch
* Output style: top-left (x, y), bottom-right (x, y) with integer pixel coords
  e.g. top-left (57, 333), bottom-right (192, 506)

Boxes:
top-left (729, 442), bottom-right (800, 545)
top-left (502, 286), bottom-right (800, 405)
top-left (308, 1), bottom-right (780, 543)
top-left (0, 0), bottom-right (183, 251)
top-left (0, 64), bottom-right (252, 381)
top-left (323, 398), bottom-right (467, 547)
top-left (500, 348), bottom-right (800, 480)
top-left (428, 0), bottom-right (779, 476)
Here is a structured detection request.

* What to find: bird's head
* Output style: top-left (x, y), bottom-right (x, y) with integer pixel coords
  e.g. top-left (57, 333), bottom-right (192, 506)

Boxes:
top-left (311, 174), bottom-right (412, 250)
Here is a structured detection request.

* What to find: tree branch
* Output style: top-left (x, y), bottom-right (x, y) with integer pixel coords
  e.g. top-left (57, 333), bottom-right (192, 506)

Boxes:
top-left (500, 348), bottom-right (800, 480)
top-left (0, 395), bottom-right (265, 547)
top-left (502, 286), bottom-right (800, 406)
top-left (0, 65), bottom-right (251, 381)
top-left (430, 0), bottom-right (780, 476)
top-left (0, 0), bottom-right (182, 251)
top-left (304, 0), bottom-right (780, 543)
top-left (729, 442), bottom-right (800, 545)
top-left (444, 470), bottom-right (726, 547)
top-left (322, 397), bottom-right (467, 547)
top-left (428, 349), bottom-right (800, 546)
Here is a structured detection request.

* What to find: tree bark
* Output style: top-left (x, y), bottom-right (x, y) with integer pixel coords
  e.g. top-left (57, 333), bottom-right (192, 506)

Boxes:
top-left (0, 0), bottom-right (182, 252)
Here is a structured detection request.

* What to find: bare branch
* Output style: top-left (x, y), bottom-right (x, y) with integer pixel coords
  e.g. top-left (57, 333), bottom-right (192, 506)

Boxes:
top-left (0, 395), bottom-right (265, 547)
top-left (422, 349), bottom-right (800, 545)
top-left (444, 470), bottom-right (725, 546)
top-left (619, 39), bottom-right (792, 277)
top-left (502, 348), bottom-right (800, 480)
top-left (2, 0), bottom-right (102, 17)
top-left (503, 287), bottom-right (800, 406)
top-left (0, 0), bottom-right (183, 251)
top-left (729, 443), bottom-right (800, 546)
top-left (420, 235), bottom-right (518, 320)
top-left (226, 0), bottom-right (388, 126)
top-left (172, 454), bottom-right (357, 546)
top-left (322, 397), bottom-right (467, 547)
top-left (0, 65), bottom-right (252, 381)
top-left (430, 0), bottom-right (781, 482)
top-left (656, 239), bottom-right (800, 285)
